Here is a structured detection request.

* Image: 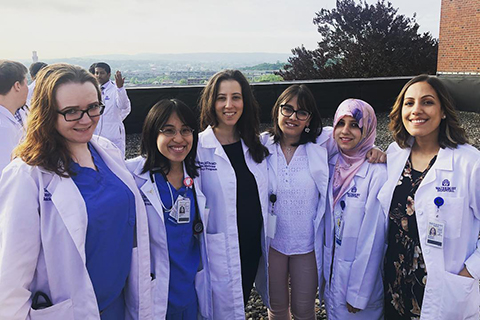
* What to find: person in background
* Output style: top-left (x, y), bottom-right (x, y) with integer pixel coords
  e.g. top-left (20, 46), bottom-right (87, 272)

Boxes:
top-left (323, 99), bottom-right (386, 320)
top-left (92, 62), bottom-right (131, 157)
top-left (127, 99), bottom-right (212, 319)
top-left (261, 84), bottom-right (329, 320)
top-left (196, 69), bottom-right (269, 319)
top-left (0, 64), bottom-right (152, 319)
top-left (0, 60), bottom-right (28, 173)
top-left (379, 74), bottom-right (480, 319)
top-left (26, 61), bottom-right (48, 107)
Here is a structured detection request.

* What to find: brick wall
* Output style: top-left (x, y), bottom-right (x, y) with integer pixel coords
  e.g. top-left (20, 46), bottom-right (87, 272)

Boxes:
top-left (437, 0), bottom-right (480, 74)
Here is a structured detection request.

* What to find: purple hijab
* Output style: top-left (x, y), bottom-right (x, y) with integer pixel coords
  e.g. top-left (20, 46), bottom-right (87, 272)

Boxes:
top-left (332, 99), bottom-right (377, 207)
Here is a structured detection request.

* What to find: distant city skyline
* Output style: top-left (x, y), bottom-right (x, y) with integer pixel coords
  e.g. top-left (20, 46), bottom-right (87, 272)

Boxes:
top-left (2, 0), bottom-right (441, 61)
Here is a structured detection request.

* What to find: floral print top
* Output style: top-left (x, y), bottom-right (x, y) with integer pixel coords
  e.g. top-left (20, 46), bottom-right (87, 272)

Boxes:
top-left (384, 156), bottom-right (436, 320)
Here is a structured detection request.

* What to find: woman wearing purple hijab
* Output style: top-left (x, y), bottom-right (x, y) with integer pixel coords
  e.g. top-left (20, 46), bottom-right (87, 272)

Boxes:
top-left (323, 99), bottom-right (387, 320)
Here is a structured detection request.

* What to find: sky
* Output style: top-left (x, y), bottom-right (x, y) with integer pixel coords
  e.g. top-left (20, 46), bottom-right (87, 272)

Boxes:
top-left (1, 0), bottom-right (441, 60)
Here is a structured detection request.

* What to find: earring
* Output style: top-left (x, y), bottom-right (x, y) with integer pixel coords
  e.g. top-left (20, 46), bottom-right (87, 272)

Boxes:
top-left (442, 115), bottom-right (446, 119)
top-left (304, 127), bottom-right (310, 133)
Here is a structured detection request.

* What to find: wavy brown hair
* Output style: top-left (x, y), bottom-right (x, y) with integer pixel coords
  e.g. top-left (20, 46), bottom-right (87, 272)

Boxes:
top-left (389, 74), bottom-right (468, 149)
top-left (199, 69), bottom-right (268, 163)
top-left (14, 64), bottom-right (101, 177)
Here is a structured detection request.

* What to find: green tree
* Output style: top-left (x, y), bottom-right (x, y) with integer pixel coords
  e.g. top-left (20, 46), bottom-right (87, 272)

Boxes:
top-left (252, 74), bottom-right (284, 82)
top-left (277, 0), bottom-right (438, 80)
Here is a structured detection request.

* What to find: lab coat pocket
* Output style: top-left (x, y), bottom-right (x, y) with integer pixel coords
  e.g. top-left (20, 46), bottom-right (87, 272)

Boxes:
top-left (439, 197), bottom-right (464, 239)
top-left (205, 233), bottom-right (229, 282)
top-left (29, 298), bottom-right (74, 320)
top-left (342, 200), bottom-right (365, 239)
top-left (440, 271), bottom-right (479, 320)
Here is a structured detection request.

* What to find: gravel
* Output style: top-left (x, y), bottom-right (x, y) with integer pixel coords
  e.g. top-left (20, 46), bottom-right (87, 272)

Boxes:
top-left (126, 111), bottom-right (480, 319)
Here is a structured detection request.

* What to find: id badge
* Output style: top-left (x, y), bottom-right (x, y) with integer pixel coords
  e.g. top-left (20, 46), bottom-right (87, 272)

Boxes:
top-left (175, 196), bottom-right (191, 224)
top-left (335, 216), bottom-right (344, 246)
top-left (426, 220), bottom-right (445, 248)
top-left (267, 214), bottom-right (277, 239)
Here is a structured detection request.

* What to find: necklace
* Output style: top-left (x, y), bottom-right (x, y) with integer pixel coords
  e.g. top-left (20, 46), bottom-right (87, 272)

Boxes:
top-left (281, 142), bottom-right (297, 158)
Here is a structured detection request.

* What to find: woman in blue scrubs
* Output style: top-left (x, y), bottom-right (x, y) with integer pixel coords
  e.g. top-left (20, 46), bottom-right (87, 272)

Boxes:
top-left (127, 99), bottom-right (212, 319)
top-left (0, 64), bottom-right (151, 319)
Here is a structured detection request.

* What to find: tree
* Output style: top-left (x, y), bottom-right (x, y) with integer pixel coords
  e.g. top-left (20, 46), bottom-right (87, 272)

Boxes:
top-left (252, 74), bottom-right (284, 83)
top-left (277, 0), bottom-right (438, 80)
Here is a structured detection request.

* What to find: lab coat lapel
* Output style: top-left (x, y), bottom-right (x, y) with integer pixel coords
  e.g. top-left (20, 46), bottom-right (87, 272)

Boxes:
top-left (265, 136), bottom-right (278, 193)
top-left (378, 145), bottom-right (410, 214)
top-left (306, 142), bottom-right (329, 201)
top-left (131, 160), bottom-right (166, 223)
top-left (418, 147), bottom-right (454, 190)
top-left (202, 126), bottom-right (231, 164)
top-left (48, 174), bottom-right (88, 263)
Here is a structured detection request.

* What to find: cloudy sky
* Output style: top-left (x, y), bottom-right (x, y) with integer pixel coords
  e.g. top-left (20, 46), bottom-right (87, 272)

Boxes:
top-left (2, 0), bottom-right (441, 60)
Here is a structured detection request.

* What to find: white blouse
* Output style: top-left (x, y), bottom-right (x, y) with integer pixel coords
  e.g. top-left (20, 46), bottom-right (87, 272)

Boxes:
top-left (270, 144), bottom-right (319, 255)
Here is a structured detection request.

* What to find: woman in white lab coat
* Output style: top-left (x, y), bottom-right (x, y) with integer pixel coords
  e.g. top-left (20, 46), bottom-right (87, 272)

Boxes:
top-left (126, 98), bottom-right (212, 319)
top-left (379, 74), bottom-right (480, 320)
top-left (261, 84), bottom-right (329, 320)
top-left (196, 70), bottom-right (269, 319)
top-left (323, 99), bottom-right (386, 320)
top-left (0, 64), bottom-right (151, 320)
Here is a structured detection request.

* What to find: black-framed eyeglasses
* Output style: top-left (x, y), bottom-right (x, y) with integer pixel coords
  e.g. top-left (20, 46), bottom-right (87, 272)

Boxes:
top-left (280, 104), bottom-right (311, 121)
top-left (159, 127), bottom-right (194, 137)
top-left (57, 104), bottom-right (105, 122)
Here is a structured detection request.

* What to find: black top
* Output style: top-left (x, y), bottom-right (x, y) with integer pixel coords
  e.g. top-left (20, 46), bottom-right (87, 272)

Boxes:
top-left (223, 141), bottom-right (263, 300)
top-left (384, 156), bottom-right (436, 319)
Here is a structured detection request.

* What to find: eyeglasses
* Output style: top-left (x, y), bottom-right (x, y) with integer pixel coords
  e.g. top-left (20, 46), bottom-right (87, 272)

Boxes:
top-left (159, 127), bottom-right (194, 137)
top-left (280, 104), bottom-right (311, 121)
top-left (57, 104), bottom-right (105, 122)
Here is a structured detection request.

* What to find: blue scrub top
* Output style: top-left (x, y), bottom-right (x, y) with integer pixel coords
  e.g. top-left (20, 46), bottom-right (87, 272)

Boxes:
top-left (155, 172), bottom-right (200, 316)
top-left (71, 144), bottom-right (135, 317)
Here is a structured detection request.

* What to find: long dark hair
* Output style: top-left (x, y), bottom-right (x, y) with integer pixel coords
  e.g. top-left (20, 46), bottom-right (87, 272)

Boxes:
top-left (268, 84), bottom-right (323, 145)
top-left (140, 99), bottom-right (199, 178)
top-left (199, 69), bottom-right (268, 163)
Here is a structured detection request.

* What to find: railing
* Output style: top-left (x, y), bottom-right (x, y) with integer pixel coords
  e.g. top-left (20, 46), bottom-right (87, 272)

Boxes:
top-left (124, 76), bottom-right (480, 134)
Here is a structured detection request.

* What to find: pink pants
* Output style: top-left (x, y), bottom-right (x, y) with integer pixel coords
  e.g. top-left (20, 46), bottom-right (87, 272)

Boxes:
top-left (268, 248), bottom-right (318, 320)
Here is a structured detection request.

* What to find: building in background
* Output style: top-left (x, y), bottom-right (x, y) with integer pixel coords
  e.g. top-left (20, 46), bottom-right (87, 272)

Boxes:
top-left (437, 0), bottom-right (480, 112)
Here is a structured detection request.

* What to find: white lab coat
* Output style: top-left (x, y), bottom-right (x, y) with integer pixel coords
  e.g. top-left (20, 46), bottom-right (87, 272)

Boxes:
top-left (0, 105), bottom-right (23, 174)
top-left (94, 81), bottom-right (131, 156)
top-left (26, 80), bottom-right (36, 107)
top-left (260, 131), bottom-right (330, 301)
top-left (378, 141), bottom-right (480, 320)
top-left (196, 126), bottom-right (269, 320)
top-left (125, 156), bottom-right (213, 319)
top-left (0, 136), bottom-right (152, 320)
top-left (324, 155), bottom-right (386, 320)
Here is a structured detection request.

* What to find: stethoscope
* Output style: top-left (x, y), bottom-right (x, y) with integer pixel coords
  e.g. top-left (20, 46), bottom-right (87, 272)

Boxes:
top-left (150, 168), bottom-right (204, 235)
